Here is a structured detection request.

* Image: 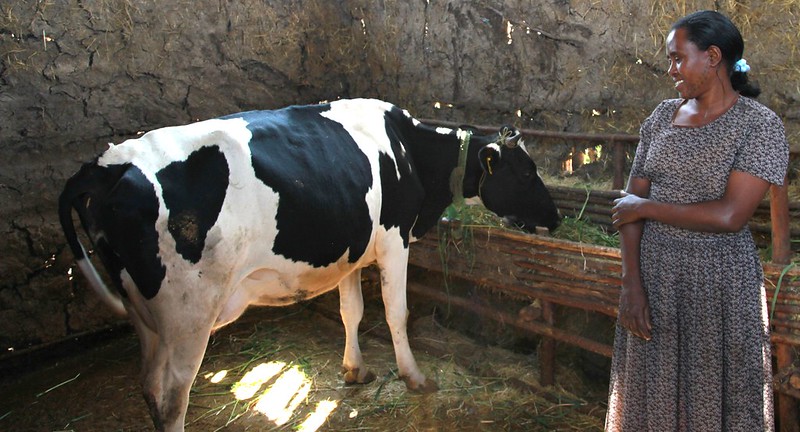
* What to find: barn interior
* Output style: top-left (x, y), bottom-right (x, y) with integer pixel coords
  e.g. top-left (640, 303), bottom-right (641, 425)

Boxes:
top-left (1, 1), bottom-right (800, 430)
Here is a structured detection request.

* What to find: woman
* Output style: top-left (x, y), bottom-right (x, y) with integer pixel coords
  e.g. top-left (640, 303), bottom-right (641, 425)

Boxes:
top-left (605, 10), bottom-right (789, 431)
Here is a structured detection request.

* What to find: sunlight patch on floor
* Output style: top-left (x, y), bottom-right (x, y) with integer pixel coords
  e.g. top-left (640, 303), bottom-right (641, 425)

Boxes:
top-left (204, 369), bottom-right (227, 383)
top-left (298, 399), bottom-right (339, 431)
top-left (231, 361), bottom-right (286, 400)
top-left (253, 365), bottom-right (310, 425)
top-left (216, 361), bottom-right (341, 431)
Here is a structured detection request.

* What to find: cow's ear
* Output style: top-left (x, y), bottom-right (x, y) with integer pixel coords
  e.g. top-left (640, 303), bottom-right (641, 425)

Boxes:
top-left (478, 145), bottom-right (501, 175)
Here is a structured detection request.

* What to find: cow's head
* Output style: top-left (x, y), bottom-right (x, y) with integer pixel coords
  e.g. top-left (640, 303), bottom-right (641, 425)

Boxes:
top-left (473, 126), bottom-right (561, 233)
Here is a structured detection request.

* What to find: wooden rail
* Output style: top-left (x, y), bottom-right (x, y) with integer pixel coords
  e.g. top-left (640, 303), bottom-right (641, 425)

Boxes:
top-left (549, 185), bottom-right (800, 250)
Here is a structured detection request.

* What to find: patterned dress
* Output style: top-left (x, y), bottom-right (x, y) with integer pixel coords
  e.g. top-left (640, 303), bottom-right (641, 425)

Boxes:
top-left (605, 96), bottom-right (789, 431)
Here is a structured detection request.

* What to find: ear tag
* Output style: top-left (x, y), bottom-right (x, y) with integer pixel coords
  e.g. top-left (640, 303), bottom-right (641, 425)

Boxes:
top-left (486, 156), bottom-right (493, 175)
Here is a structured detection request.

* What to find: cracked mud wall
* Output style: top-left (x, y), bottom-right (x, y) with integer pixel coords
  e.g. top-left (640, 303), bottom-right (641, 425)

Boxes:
top-left (2, 0), bottom-right (799, 352)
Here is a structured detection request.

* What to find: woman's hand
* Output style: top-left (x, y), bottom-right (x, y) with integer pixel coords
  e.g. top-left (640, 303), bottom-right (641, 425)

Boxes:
top-left (613, 171), bottom-right (772, 233)
top-left (614, 177), bottom-right (652, 341)
top-left (618, 282), bottom-right (652, 341)
top-left (612, 191), bottom-right (648, 229)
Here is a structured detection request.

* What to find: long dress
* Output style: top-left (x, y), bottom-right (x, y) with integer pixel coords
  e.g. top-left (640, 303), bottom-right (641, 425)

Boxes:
top-left (605, 96), bottom-right (789, 432)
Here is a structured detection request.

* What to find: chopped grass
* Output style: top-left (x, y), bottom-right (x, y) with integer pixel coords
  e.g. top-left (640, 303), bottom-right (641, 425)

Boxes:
top-left (554, 216), bottom-right (620, 248)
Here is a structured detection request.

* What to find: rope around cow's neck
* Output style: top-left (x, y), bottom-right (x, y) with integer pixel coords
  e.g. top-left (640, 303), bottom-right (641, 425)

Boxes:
top-left (446, 129), bottom-right (472, 218)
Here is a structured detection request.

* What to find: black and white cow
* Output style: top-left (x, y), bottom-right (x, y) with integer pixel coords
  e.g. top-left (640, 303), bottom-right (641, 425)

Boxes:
top-left (58, 98), bottom-right (560, 431)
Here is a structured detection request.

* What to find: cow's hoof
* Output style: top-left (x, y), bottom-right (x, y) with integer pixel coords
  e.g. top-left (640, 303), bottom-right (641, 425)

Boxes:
top-left (402, 376), bottom-right (438, 394)
top-left (343, 368), bottom-right (376, 385)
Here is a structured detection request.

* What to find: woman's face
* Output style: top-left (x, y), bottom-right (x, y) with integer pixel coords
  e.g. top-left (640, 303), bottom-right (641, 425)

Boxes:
top-left (666, 27), bottom-right (714, 99)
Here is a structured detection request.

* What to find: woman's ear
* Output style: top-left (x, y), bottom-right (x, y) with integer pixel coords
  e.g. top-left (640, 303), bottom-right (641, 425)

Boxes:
top-left (707, 45), bottom-right (723, 68)
top-left (478, 146), bottom-right (501, 175)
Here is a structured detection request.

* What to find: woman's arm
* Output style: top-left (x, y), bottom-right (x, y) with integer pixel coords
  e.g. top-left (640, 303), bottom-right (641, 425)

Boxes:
top-left (617, 176), bottom-right (652, 341)
top-left (612, 170), bottom-right (771, 233)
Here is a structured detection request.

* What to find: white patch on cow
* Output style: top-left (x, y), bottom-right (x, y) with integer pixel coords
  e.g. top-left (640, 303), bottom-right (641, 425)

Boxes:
top-left (320, 99), bottom-right (395, 222)
top-left (517, 141), bottom-right (545, 180)
top-left (118, 269), bottom-right (159, 331)
top-left (517, 140), bottom-right (531, 157)
top-left (374, 224), bottom-right (408, 258)
top-left (456, 128), bottom-right (471, 143)
top-left (98, 118), bottom-right (251, 173)
top-left (486, 142), bottom-right (501, 153)
top-left (372, 224), bottom-right (427, 385)
top-left (404, 109), bottom-right (455, 136)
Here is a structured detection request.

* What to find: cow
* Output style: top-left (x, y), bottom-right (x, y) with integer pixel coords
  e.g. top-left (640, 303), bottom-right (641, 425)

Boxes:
top-left (58, 98), bottom-right (560, 431)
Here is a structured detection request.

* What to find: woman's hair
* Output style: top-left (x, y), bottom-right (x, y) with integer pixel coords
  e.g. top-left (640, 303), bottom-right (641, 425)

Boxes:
top-left (672, 10), bottom-right (761, 97)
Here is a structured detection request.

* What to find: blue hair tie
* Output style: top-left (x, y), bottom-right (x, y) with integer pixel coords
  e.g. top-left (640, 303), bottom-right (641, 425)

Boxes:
top-left (734, 58), bottom-right (750, 73)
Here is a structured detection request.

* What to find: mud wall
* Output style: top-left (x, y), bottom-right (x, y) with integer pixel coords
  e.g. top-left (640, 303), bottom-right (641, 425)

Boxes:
top-left (2, 0), bottom-right (799, 352)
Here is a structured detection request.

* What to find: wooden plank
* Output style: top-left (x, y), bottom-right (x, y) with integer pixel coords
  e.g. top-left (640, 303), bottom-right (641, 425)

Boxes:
top-left (772, 179), bottom-right (793, 265)
top-left (406, 281), bottom-right (614, 358)
top-left (540, 300), bottom-right (556, 386)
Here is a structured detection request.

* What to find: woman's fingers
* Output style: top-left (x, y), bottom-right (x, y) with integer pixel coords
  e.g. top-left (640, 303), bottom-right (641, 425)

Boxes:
top-left (633, 309), bottom-right (652, 341)
top-left (621, 310), bottom-right (652, 341)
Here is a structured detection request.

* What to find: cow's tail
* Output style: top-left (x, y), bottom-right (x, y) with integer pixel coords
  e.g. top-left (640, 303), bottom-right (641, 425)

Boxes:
top-left (58, 165), bottom-right (127, 317)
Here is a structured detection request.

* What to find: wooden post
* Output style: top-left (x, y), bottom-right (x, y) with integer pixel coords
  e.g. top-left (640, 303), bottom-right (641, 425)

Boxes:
top-left (612, 140), bottom-right (625, 190)
top-left (770, 179), bottom-right (798, 432)
top-left (777, 344), bottom-right (799, 432)
top-left (539, 300), bottom-right (556, 386)
top-left (572, 145), bottom-right (584, 172)
top-left (771, 180), bottom-right (792, 265)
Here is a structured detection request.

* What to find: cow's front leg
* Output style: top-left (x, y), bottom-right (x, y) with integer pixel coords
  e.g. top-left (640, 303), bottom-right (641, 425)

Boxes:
top-left (379, 248), bottom-right (438, 393)
top-left (339, 269), bottom-right (376, 385)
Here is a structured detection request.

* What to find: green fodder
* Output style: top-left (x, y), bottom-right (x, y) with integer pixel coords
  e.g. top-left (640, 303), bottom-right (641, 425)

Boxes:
top-left (438, 197), bottom-right (620, 250)
top-left (436, 203), bottom-right (514, 310)
top-left (554, 216), bottom-right (620, 249)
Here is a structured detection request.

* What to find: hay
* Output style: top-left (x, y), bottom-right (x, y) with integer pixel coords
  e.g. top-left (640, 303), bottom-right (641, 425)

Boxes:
top-left (181, 303), bottom-right (606, 431)
top-left (435, 180), bottom-right (620, 249)
top-left (556, 216), bottom-right (620, 248)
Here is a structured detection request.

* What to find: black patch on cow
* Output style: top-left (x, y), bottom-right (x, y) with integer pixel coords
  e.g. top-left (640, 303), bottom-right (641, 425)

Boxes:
top-left (156, 145), bottom-right (230, 264)
top-left (98, 164), bottom-right (165, 299)
top-left (377, 125), bottom-right (424, 247)
top-left (381, 106), bottom-right (459, 240)
top-left (230, 106), bottom-right (373, 267)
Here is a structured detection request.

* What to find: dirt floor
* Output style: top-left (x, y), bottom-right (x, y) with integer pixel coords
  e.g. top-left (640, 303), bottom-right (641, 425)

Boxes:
top-left (0, 284), bottom-right (608, 432)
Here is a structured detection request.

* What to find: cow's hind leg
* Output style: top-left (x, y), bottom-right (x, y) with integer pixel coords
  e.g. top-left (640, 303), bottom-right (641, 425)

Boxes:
top-left (131, 307), bottom-right (212, 432)
top-left (339, 269), bottom-right (376, 385)
top-left (378, 248), bottom-right (438, 393)
top-left (129, 315), bottom-right (165, 430)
